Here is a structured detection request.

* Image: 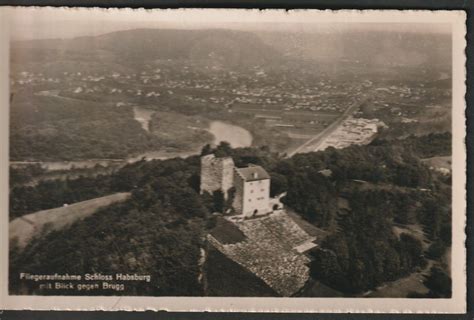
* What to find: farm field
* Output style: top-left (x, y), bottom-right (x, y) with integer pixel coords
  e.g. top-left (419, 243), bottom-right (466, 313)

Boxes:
top-left (10, 192), bottom-right (131, 249)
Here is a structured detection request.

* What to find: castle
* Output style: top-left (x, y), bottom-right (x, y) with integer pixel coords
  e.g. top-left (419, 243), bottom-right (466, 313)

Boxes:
top-left (200, 154), bottom-right (276, 217)
top-left (201, 154), bottom-right (320, 296)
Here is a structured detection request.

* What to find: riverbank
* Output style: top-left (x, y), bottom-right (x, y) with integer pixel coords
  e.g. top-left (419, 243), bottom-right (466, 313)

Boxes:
top-left (10, 120), bottom-right (253, 172)
top-left (208, 121), bottom-right (253, 148)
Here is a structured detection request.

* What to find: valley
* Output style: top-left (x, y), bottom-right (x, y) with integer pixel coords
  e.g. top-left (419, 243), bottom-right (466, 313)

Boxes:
top-left (8, 27), bottom-right (453, 299)
top-left (10, 29), bottom-right (451, 168)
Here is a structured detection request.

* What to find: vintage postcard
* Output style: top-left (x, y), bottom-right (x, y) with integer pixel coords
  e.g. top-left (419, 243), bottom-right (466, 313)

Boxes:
top-left (0, 7), bottom-right (467, 313)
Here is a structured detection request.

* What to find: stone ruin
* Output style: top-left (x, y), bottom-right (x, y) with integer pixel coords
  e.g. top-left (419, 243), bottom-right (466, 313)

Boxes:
top-left (200, 154), bottom-right (235, 199)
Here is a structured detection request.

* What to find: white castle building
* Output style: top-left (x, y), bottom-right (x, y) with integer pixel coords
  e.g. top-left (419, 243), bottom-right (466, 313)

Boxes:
top-left (232, 165), bottom-right (271, 217)
top-left (200, 154), bottom-right (277, 218)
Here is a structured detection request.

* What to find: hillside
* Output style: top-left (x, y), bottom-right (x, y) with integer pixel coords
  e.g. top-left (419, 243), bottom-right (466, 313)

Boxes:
top-left (258, 30), bottom-right (451, 72)
top-left (13, 28), bottom-right (450, 70)
top-left (9, 93), bottom-right (152, 161)
top-left (10, 192), bottom-right (131, 249)
top-left (9, 134), bottom-right (452, 297)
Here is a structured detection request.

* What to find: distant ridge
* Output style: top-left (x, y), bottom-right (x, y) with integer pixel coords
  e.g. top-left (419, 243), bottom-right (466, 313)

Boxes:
top-left (11, 28), bottom-right (282, 68)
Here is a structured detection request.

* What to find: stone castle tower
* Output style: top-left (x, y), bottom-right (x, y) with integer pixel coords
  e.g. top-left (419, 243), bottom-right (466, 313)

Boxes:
top-left (200, 154), bottom-right (235, 199)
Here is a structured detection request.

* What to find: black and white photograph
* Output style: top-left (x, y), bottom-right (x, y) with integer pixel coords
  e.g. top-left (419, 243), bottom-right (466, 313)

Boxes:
top-left (0, 7), bottom-right (467, 313)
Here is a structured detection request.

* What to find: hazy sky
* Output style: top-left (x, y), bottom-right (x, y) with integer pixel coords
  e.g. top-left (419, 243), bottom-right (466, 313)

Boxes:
top-left (7, 7), bottom-right (453, 40)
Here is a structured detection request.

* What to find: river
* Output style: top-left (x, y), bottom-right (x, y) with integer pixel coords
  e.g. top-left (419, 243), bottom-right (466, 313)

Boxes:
top-left (132, 108), bottom-right (253, 147)
top-left (208, 120), bottom-right (253, 148)
top-left (10, 120), bottom-right (252, 172)
top-left (133, 106), bottom-right (155, 132)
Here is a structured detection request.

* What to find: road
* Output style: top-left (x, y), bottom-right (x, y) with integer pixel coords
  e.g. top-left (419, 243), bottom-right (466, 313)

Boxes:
top-left (10, 192), bottom-right (131, 250)
top-left (287, 96), bottom-right (369, 157)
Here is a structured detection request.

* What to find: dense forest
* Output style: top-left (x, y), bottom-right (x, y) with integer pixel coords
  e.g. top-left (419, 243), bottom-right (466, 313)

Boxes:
top-left (10, 174), bottom-right (120, 220)
top-left (10, 156), bottom-right (208, 296)
top-left (9, 133), bottom-right (452, 297)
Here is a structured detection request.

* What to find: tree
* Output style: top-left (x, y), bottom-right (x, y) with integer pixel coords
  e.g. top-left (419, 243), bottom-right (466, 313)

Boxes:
top-left (397, 233), bottom-right (425, 272)
top-left (187, 174), bottom-right (201, 193)
top-left (424, 267), bottom-right (452, 298)
top-left (426, 241), bottom-right (446, 260)
top-left (269, 172), bottom-right (288, 197)
top-left (200, 144), bottom-right (213, 156)
top-left (214, 142), bottom-right (233, 158)
top-left (212, 190), bottom-right (225, 213)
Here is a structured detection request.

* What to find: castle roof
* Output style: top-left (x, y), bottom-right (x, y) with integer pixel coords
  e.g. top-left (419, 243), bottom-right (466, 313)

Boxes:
top-left (235, 165), bottom-right (270, 182)
top-left (207, 211), bottom-right (315, 296)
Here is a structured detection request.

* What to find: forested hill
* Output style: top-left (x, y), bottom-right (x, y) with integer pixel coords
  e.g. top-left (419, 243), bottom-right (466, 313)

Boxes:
top-left (11, 28), bottom-right (282, 70)
top-left (258, 30), bottom-right (451, 70)
top-left (10, 133), bottom-right (451, 297)
top-left (11, 27), bottom-right (451, 77)
top-left (12, 28), bottom-right (451, 72)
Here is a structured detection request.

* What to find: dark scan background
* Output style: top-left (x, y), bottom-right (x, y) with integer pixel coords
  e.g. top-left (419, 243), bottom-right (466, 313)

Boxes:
top-left (0, 0), bottom-right (472, 319)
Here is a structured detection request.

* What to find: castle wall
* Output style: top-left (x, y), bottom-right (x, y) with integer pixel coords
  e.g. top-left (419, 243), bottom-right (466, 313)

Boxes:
top-left (221, 159), bottom-right (235, 195)
top-left (232, 170), bottom-right (244, 214)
